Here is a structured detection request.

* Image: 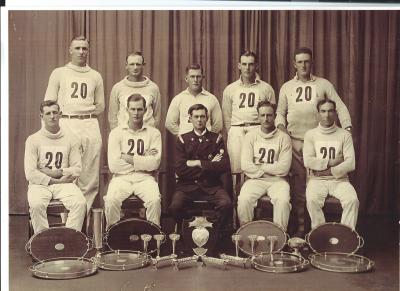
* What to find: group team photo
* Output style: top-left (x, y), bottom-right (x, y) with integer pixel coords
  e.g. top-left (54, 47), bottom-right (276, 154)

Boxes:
top-left (7, 9), bottom-right (399, 291)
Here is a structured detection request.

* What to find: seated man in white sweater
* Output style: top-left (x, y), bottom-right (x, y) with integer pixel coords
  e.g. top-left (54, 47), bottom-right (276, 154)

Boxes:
top-left (104, 94), bottom-right (162, 229)
top-left (303, 98), bottom-right (359, 229)
top-left (237, 101), bottom-right (292, 230)
top-left (25, 100), bottom-right (86, 234)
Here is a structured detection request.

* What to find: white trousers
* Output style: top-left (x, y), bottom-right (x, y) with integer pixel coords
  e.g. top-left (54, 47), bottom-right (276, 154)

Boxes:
top-left (104, 175), bottom-right (161, 228)
top-left (28, 183), bottom-right (86, 234)
top-left (60, 118), bottom-right (102, 211)
top-left (227, 125), bottom-right (259, 173)
top-left (237, 178), bottom-right (291, 230)
top-left (306, 179), bottom-right (359, 229)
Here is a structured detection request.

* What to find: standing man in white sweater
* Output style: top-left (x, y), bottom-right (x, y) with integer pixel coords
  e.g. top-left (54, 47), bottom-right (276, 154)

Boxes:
top-left (165, 63), bottom-right (223, 136)
top-left (108, 51), bottom-right (161, 129)
top-left (25, 100), bottom-right (86, 234)
top-left (238, 101), bottom-right (292, 230)
top-left (104, 94), bottom-right (162, 229)
top-left (44, 36), bottom-right (104, 212)
top-left (222, 50), bottom-right (276, 175)
top-left (276, 47), bottom-right (352, 237)
top-left (303, 99), bottom-right (358, 229)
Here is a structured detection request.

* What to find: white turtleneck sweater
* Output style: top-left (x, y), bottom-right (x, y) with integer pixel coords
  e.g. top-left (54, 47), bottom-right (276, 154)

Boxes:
top-left (276, 74), bottom-right (352, 140)
top-left (241, 127), bottom-right (292, 181)
top-left (44, 62), bottom-right (105, 116)
top-left (303, 123), bottom-right (355, 180)
top-left (108, 76), bottom-right (161, 129)
top-left (24, 127), bottom-right (82, 186)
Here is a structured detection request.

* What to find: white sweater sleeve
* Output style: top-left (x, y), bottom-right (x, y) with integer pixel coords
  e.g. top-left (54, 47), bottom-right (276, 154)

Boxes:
top-left (303, 131), bottom-right (329, 170)
top-left (241, 133), bottom-right (264, 179)
top-left (107, 129), bottom-right (135, 174)
top-left (132, 129), bottom-right (162, 171)
top-left (261, 133), bottom-right (292, 176)
top-left (331, 132), bottom-right (355, 178)
top-left (275, 85), bottom-right (288, 127)
top-left (62, 139), bottom-right (82, 177)
top-left (24, 136), bottom-right (51, 185)
top-left (44, 69), bottom-right (60, 101)
top-left (165, 97), bottom-right (180, 136)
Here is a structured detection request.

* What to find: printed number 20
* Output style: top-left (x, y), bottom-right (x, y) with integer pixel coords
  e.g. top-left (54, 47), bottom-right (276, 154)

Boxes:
top-left (239, 92), bottom-right (256, 108)
top-left (45, 152), bottom-right (63, 169)
top-left (127, 139), bottom-right (145, 155)
top-left (259, 148), bottom-right (275, 164)
top-left (295, 86), bottom-right (312, 102)
top-left (320, 147), bottom-right (336, 159)
top-left (71, 82), bottom-right (88, 99)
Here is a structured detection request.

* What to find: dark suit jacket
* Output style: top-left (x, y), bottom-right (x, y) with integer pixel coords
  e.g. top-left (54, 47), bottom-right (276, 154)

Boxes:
top-left (174, 129), bottom-right (230, 194)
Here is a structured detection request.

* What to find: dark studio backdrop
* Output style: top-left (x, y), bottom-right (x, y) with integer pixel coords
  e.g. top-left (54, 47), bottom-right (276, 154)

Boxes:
top-left (8, 10), bottom-right (400, 217)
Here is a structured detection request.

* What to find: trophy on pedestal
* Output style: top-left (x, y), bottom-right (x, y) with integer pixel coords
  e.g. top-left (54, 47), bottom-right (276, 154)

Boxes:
top-left (189, 216), bottom-right (213, 256)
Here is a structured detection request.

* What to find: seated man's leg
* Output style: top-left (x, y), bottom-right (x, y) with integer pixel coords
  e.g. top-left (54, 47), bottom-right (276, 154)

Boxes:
top-left (104, 175), bottom-right (133, 229)
top-left (169, 190), bottom-right (195, 232)
top-left (306, 179), bottom-right (329, 229)
top-left (132, 177), bottom-right (161, 227)
top-left (267, 180), bottom-right (291, 231)
top-left (208, 188), bottom-right (232, 232)
top-left (27, 185), bottom-right (52, 233)
top-left (330, 181), bottom-right (359, 229)
top-left (54, 183), bottom-right (87, 232)
top-left (227, 126), bottom-right (244, 174)
top-left (237, 179), bottom-right (267, 225)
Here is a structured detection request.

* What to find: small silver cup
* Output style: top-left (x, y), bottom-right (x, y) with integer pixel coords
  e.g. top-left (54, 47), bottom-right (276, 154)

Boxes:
top-left (153, 234), bottom-right (165, 258)
top-left (141, 234), bottom-right (152, 254)
top-left (169, 233), bottom-right (181, 256)
top-left (231, 234), bottom-right (242, 257)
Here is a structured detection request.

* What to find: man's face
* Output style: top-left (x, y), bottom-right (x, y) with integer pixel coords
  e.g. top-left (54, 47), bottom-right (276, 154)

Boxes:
top-left (41, 105), bottom-right (61, 130)
top-left (185, 69), bottom-right (203, 92)
top-left (293, 53), bottom-right (312, 78)
top-left (238, 55), bottom-right (257, 79)
top-left (127, 99), bottom-right (146, 123)
top-left (69, 40), bottom-right (89, 66)
top-left (319, 102), bottom-right (336, 127)
top-left (258, 105), bottom-right (276, 131)
top-left (189, 109), bottom-right (208, 131)
top-left (126, 55), bottom-right (144, 78)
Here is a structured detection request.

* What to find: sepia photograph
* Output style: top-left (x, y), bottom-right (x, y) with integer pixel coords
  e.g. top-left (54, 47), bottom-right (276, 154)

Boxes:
top-left (4, 5), bottom-right (399, 291)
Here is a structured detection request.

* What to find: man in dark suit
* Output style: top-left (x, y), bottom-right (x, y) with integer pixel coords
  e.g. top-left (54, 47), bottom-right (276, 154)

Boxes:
top-left (169, 103), bottom-right (232, 236)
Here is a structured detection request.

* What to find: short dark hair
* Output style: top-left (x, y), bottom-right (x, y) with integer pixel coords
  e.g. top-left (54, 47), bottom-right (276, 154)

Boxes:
top-left (188, 103), bottom-right (208, 116)
top-left (256, 100), bottom-right (276, 114)
top-left (126, 51), bottom-right (145, 64)
top-left (70, 35), bottom-right (89, 46)
top-left (239, 50), bottom-right (258, 63)
top-left (185, 63), bottom-right (204, 75)
top-left (127, 94), bottom-right (147, 109)
top-left (40, 100), bottom-right (60, 114)
top-left (316, 98), bottom-right (336, 111)
top-left (293, 47), bottom-right (312, 60)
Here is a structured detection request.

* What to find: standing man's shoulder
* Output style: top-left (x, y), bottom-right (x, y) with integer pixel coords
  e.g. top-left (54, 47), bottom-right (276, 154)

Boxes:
top-left (258, 79), bottom-right (274, 89)
top-left (275, 128), bottom-right (292, 142)
top-left (223, 79), bottom-right (240, 92)
top-left (146, 125), bottom-right (161, 136)
top-left (280, 76), bottom-right (297, 89)
top-left (111, 78), bottom-right (126, 90)
top-left (25, 130), bottom-right (40, 145)
top-left (147, 78), bottom-right (160, 91)
top-left (304, 127), bottom-right (318, 140)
